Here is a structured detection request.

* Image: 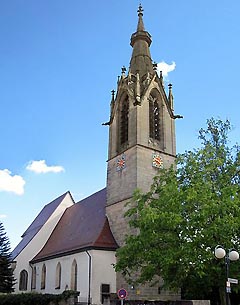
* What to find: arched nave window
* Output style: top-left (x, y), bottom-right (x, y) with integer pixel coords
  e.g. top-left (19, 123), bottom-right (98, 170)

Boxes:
top-left (41, 264), bottom-right (46, 290)
top-left (71, 259), bottom-right (78, 291)
top-left (31, 266), bottom-right (36, 290)
top-left (55, 262), bottom-right (61, 289)
top-left (19, 269), bottom-right (28, 291)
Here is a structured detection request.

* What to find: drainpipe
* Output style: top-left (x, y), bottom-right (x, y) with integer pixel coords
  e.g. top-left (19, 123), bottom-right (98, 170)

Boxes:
top-left (29, 263), bottom-right (33, 291)
top-left (86, 251), bottom-right (92, 305)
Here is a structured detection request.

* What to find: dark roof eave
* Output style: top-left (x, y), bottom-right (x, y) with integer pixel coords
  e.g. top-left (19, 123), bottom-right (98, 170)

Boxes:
top-left (30, 245), bottom-right (118, 264)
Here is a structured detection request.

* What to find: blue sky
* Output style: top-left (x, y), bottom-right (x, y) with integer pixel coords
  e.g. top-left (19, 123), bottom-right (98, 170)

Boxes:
top-left (0, 0), bottom-right (240, 250)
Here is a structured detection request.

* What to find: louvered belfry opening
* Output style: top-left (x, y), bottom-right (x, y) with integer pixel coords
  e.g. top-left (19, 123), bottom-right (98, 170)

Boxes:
top-left (149, 99), bottom-right (160, 141)
top-left (120, 97), bottom-right (129, 146)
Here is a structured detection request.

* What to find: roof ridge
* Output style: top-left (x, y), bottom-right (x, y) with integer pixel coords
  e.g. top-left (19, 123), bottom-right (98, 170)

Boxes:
top-left (77, 187), bottom-right (106, 205)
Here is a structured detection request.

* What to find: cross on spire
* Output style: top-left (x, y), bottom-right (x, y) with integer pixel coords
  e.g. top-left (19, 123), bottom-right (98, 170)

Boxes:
top-left (137, 3), bottom-right (144, 16)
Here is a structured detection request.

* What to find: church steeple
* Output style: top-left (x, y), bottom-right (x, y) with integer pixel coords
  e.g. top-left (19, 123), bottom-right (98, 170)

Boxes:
top-left (106, 4), bottom-right (177, 207)
top-left (129, 4), bottom-right (154, 77)
top-left (106, 6), bottom-right (180, 298)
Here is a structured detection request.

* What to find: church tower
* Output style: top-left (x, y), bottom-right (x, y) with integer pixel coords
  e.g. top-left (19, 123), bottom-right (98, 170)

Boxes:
top-left (105, 5), bottom-right (180, 300)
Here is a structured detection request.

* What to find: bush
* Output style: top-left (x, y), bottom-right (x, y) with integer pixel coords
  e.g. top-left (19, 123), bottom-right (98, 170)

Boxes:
top-left (0, 290), bottom-right (79, 305)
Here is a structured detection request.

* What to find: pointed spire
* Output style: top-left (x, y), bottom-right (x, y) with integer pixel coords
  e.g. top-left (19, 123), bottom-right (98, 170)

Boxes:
top-left (129, 4), bottom-right (154, 78)
top-left (130, 4), bottom-right (151, 47)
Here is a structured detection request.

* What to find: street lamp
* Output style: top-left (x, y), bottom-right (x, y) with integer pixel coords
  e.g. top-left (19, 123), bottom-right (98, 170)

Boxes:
top-left (214, 245), bottom-right (239, 305)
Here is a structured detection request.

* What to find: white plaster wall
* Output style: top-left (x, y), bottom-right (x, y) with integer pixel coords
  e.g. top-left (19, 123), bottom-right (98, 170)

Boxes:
top-left (91, 250), bottom-right (116, 305)
top-left (33, 252), bottom-right (89, 298)
top-left (13, 193), bottom-right (74, 293)
top-left (30, 250), bottom-right (116, 305)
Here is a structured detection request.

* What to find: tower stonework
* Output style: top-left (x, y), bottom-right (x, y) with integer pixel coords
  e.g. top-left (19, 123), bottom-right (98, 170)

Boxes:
top-left (106, 6), bottom-right (180, 300)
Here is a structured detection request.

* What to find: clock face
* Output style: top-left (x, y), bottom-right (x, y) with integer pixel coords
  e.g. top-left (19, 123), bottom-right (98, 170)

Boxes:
top-left (116, 154), bottom-right (126, 171)
top-left (152, 153), bottom-right (163, 169)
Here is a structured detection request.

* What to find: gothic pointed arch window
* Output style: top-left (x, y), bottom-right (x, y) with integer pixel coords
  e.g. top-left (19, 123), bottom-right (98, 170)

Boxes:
top-left (55, 262), bottom-right (61, 289)
top-left (149, 98), bottom-right (160, 141)
top-left (19, 269), bottom-right (28, 291)
top-left (120, 96), bottom-right (129, 146)
top-left (31, 266), bottom-right (36, 290)
top-left (41, 264), bottom-right (46, 290)
top-left (71, 259), bottom-right (78, 291)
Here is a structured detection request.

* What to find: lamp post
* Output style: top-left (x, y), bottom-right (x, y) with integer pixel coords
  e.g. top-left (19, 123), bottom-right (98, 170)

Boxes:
top-left (214, 246), bottom-right (239, 305)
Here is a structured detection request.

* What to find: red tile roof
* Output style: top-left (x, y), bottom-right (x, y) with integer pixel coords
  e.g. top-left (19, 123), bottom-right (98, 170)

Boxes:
top-left (31, 188), bottom-right (118, 263)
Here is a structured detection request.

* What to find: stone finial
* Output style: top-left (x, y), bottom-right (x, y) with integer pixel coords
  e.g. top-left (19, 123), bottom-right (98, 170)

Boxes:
top-left (168, 83), bottom-right (173, 97)
top-left (153, 62), bottom-right (158, 71)
top-left (111, 89), bottom-right (115, 101)
top-left (168, 84), bottom-right (173, 110)
top-left (160, 71), bottom-right (164, 87)
top-left (102, 90), bottom-right (115, 126)
top-left (110, 89), bottom-right (115, 115)
top-left (102, 89), bottom-right (116, 126)
top-left (135, 72), bottom-right (141, 105)
top-left (121, 66), bottom-right (126, 77)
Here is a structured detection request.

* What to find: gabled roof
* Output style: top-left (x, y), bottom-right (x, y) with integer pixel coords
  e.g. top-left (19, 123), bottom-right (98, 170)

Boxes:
top-left (31, 188), bottom-right (118, 263)
top-left (11, 192), bottom-right (71, 260)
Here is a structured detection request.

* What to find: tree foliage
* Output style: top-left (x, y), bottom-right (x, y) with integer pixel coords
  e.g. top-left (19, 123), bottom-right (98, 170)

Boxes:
top-left (0, 221), bottom-right (15, 292)
top-left (115, 118), bottom-right (240, 302)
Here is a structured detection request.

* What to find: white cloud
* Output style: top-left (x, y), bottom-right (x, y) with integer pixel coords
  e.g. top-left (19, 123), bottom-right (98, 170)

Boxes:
top-left (0, 169), bottom-right (25, 195)
top-left (157, 61), bottom-right (176, 80)
top-left (0, 214), bottom-right (7, 219)
top-left (26, 160), bottom-right (65, 174)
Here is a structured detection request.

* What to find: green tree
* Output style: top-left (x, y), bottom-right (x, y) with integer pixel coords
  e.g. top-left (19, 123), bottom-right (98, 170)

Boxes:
top-left (0, 221), bottom-right (15, 292)
top-left (115, 118), bottom-right (240, 305)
